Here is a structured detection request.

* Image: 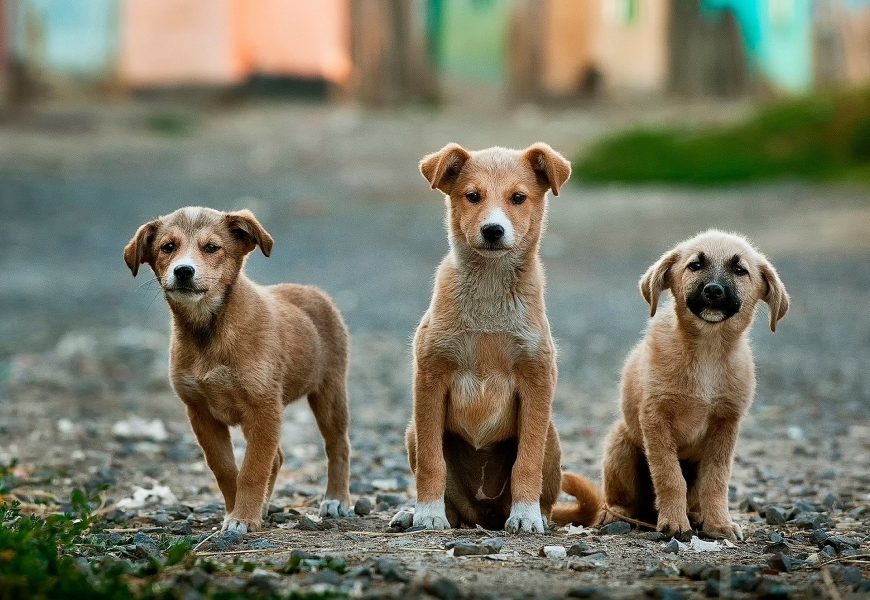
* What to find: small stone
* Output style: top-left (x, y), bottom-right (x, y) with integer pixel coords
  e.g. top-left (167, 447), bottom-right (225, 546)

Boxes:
top-left (824, 535), bottom-right (858, 552)
top-left (599, 521), bottom-right (631, 535)
top-left (354, 497), bottom-right (373, 516)
top-left (168, 520), bottom-right (193, 535)
top-left (249, 538), bottom-right (277, 550)
top-left (422, 576), bottom-right (460, 600)
top-left (680, 562), bottom-right (717, 580)
top-left (664, 539), bottom-right (682, 554)
top-left (212, 530), bottom-right (244, 551)
top-left (739, 495), bottom-right (765, 514)
top-left (266, 503), bottom-right (282, 515)
top-left (374, 558), bottom-right (408, 583)
top-left (820, 545), bottom-right (837, 559)
top-left (767, 553), bottom-right (802, 573)
top-left (769, 532), bottom-right (784, 543)
top-left (636, 531), bottom-right (668, 542)
top-left (791, 512), bottom-right (831, 529)
top-left (792, 499), bottom-right (817, 515)
top-left (566, 542), bottom-right (590, 556)
top-left (540, 545), bottom-right (567, 559)
top-left (765, 506), bottom-right (788, 525)
top-left (812, 529), bottom-right (830, 543)
top-left (297, 516), bottom-right (321, 531)
top-left (312, 570), bottom-right (341, 586)
top-left (763, 542), bottom-right (792, 555)
top-left (821, 493), bottom-right (840, 510)
top-left (132, 532), bottom-right (161, 559)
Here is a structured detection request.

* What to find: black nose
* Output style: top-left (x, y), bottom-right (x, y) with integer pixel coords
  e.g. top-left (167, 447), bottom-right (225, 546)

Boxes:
top-left (481, 224), bottom-right (505, 243)
top-left (703, 282), bottom-right (725, 300)
top-left (174, 265), bottom-right (195, 281)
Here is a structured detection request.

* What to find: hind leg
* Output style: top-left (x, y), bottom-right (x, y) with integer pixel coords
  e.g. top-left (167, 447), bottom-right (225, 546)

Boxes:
top-left (262, 447), bottom-right (284, 519)
top-left (601, 420), bottom-right (649, 524)
top-left (540, 422), bottom-right (562, 522)
top-left (308, 378), bottom-right (352, 517)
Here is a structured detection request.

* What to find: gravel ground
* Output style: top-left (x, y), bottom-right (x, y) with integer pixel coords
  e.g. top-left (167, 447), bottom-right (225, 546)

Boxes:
top-left (0, 99), bottom-right (868, 598)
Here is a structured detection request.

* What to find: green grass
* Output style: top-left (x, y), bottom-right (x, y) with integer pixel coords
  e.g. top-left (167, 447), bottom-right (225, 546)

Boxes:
top-left (575, 89), bottom-right (870, 185)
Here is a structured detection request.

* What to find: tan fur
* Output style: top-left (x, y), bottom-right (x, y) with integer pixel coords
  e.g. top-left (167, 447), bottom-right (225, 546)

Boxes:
top-left (403, 143), bottom-right (578, 533)
top-left (591, 230), bottom-right (789, 540)
top-left (124, 207), bottom-right (352, 532)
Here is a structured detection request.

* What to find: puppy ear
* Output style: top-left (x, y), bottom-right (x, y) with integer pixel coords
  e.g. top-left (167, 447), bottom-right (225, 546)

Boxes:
top-left (759, 259), bottom-right (789, 332)
top-left (639, 249), bottom-right (680, 317)
top-left (524, 143), bottom-right (572, 196)
top-left (226, 210), bottom-right (274, 257)
top-left (123, 220), bottom-right (160, 277)
top-left (420, 143), bottom-right (471, 194)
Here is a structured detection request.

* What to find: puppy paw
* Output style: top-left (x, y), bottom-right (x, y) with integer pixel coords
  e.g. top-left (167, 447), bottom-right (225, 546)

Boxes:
top-left (319, 498), bottom-right (353, 518)
top-left (657, 511), bottom-right (692, 539)
top-left (389, 509), bottom-right (414, 530)
top-left (412, 500), bottom-right (450, 530)
top-left (702, 520), bottom-right (743, 541)
top-left (221, 514), bottom-right (260, 534)
top-left (505, 502), bottom-right (545, 534)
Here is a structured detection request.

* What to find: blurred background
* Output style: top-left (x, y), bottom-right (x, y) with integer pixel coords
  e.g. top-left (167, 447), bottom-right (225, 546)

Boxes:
top-left (0, 0), bottom-right (868, 509)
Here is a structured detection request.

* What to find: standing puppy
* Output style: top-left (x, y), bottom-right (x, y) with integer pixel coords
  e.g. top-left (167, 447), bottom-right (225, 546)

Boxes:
top-left (557, 230), bottom-right (788, 539)
top-left (124, 207), bottom-right (352, 532)
top-left (395, 143), bottom-right (598, 533)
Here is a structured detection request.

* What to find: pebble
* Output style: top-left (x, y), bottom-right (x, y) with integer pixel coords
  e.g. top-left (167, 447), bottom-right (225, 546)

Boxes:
top-left (763, 541), bottom-right (791, 555)
top-left (599, 521), bottom-right (631, 535)
top-left (168, 520), bottom-right (193, 535)
top-left (212, 530), bottom-right (244, 551)
top-left (820, 545), bottom-right (837, 559)
top-left (824, 535), bottom-right (858, 552)
top-left (132, 532), bottom-right (161, 559)
top-left (269, 512), bottom-right (297, 524)
top-left (767, 552), bottom-right (802, 573)
top-left (374, 558), bottom-right (409, 583)
top-left (664, 539), bottom-right (681, 554)
top-left (249, 538), bottom-right (277, 550)
top-left (566, 542), bottom-right (589, 556)
top-left (769, 532), bottom-right (784, 543)
top-left (354, 497), bottom-right (373, 516)
top-left (296, 516), bottom-right (321, 531)
top-left (765, 506), bottom-right (788, 525)
top-left (449, 538), bottom-right (504, 556)
top-left (791, 512), bottom-right (831, 529)
top-left (540, 545), bottom-right (567, 560)
top-left (636, 531), bottom-right (668, 542)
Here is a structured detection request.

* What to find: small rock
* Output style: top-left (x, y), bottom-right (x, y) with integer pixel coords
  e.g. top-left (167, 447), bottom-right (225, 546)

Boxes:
top-left (212, 530), bottom-right (244, 551)
top-left (767, 552), bottom-right (802, 573)
top-left (821, 493), bottom-right (840, 510)
top-left (266, 503), bottom-right (282, 515)
top-left (296, 516), bottom-right (321, 531)
top-left (422, 576), bottom-right (461, 600)
top-left (599, 521), bottom-right (631, 535)
top-left (763, 542), bottom-right (792, 555)
top-left (664, 539), bottom-right (682, 554)
top-left (791, 512), bottom-right (831, 529)
top-left (812, 529), bottom-right (830, 543)
top-left (765, 506), bottom-right (788, 525)
top-left (636, 531), bottom-right (668, 542)
top-left (354, 497), bottom-right (373, 516)
top-left (374, 558), bottom-right (408, 583)
top-left (168, 520), bottom-right (193, 535)
top-left (132, 532), bottom-right (161, 559)
top-left (680, 563), bottom-right (717, 581)
top-left (824, 535), bottom-right (858, 552)
top-left (540, 545), bottom-right (567, 559)
top-left (269, 512), bottom-right (298, 525)
top-left (566, 542), bottom-right (590, 556)
top-left (820, 545), bottom-right (837, 559)
top-left (249, 538), bottom-right (277, 550)
top-left (739, 495), bottom-right (765, 514)
top-left (769, 532), bottom-right (784, 543)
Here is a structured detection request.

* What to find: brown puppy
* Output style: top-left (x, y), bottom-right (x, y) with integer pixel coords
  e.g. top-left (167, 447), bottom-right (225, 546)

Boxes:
top-left (391, 143), bottom-right (599, 533)
top-left (554, 230), bottom-right (789, 540)
top-left (124, 207), bottom-right (352, 532)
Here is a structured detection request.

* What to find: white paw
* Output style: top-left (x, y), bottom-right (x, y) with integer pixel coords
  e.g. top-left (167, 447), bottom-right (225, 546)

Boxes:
top-left (319, 498), bottom-right (353, 518)
top-left (412, 500), bottom-right (450, 530)
top-left (221, 517), bottom-right (249, 534)
top-left (505, 502), bottom-right (545, 534)
top-left (389, 509), bottom-right (414, 529)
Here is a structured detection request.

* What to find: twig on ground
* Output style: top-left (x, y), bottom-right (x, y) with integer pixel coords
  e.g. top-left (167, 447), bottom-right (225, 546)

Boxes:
top-left (602, 505), bottom-right (657, 530)
top-left (192, 528), bottom-right (220, 552)
top-left (816, 553), bottom-right (870, 568)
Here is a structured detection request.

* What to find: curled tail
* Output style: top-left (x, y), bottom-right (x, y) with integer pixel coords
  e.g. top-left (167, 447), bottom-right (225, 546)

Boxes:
top-left (550, 471), bottom-right (604, 526)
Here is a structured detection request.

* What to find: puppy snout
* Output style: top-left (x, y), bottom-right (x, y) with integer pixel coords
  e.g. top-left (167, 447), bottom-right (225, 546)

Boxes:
top-left (481, 224), bottom-right (505, 243)
top-left (702, 282), bottom-right (725, 301)
top-left (174, 264), bottom-right (196, 282)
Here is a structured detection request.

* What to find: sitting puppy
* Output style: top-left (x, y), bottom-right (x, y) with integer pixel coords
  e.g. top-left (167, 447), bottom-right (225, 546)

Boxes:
top-left (392, 143), bottom-right (600, 533)
top-left (557, 230), bottom-right (789, 540)
top-left (124, 207), bottom-right (352, 532)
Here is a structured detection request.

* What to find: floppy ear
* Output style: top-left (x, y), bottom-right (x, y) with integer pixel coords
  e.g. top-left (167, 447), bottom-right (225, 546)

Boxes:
top-left (639, 249), bottom-right (680, 317)
top-left (524, 143), bottom-right (572, 196)
top-left (759, 259), bottom-right (789, 332)
top-left (123, 220), bottom-right (160, 277)
top-left (225, 210), bottom-right (274, 257)
top-left (419, 143), bottom-right (471, 194)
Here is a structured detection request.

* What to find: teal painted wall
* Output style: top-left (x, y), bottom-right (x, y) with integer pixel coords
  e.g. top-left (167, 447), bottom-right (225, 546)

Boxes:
top-left (704, 0), bottom-right (813, 93)
top-left (429, 0), bottom-right (511, 84)
top-left (12, 0), bottom-right (120, 79)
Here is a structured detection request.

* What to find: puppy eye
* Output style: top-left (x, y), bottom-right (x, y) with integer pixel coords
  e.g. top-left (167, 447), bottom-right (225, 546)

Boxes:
top-left (204, 242), bottom-right (221, 254)
top-left (687, 260), bottom-right (703, 272)
top-left (160, 242), bottom-right (176, 254)
top-left (511, 192), bottom-right (527, 205)
top-left (465, 191), bottom-right (481, 203)
top-left (733, 264), bottom-right (748, 276)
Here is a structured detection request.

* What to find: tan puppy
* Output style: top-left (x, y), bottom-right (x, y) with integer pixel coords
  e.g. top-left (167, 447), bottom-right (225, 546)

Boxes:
top-left (392, 143), bottom-right (600, 533)
top-left (555, 230), bottom-right (789, 540)
top-left (124, 207), bottom-right (352, 532)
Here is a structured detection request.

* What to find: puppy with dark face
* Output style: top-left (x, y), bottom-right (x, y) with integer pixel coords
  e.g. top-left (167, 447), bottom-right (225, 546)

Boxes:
top-left (124, 207), bottom-right (352, 532)
top-left (553, 230), bottom-right (789, 540)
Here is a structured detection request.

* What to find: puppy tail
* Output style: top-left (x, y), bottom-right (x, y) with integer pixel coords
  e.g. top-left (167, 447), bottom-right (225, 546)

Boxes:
top-left (550, 472), bottom-right (604, 526)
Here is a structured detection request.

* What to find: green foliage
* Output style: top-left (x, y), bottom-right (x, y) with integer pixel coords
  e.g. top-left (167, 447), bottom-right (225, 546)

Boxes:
top-left (575, 89), bottom-right (870, 185)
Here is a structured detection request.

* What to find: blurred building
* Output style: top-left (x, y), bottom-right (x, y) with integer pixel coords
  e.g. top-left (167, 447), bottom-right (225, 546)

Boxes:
top-left (1, 0), bottom-right (869, 104)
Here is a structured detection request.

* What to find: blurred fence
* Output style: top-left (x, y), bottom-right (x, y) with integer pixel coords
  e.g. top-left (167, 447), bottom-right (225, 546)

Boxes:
top-left (1, 0), bottom-right (869, 104)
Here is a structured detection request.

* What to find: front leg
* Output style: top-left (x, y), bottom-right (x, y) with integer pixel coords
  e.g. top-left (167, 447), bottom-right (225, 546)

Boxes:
top-left (223, 406), bottom-right (282, 533)
top-left (640, 403), bottom-right (691, 537)
top-left (506, 359), bottom-right (555, 534)
top-left (187, 406), bottom-right (238, 514)
top-left (696, 416), bottom-right (742, 540)
top-left (410, 368), bottom-right (450, 530)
